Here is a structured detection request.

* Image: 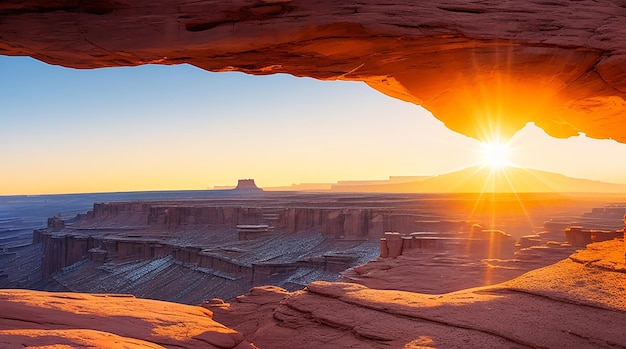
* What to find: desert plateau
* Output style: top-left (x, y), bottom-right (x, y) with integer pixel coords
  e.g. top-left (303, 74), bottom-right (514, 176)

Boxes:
top-left (2, 0), bottom-right (626, 348)
top-left (1, 188), bottom-right (625, 348)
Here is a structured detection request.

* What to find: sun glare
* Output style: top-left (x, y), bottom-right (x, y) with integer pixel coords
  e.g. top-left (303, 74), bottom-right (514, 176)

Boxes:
top-left (481, 142), bottom-right (511, 169)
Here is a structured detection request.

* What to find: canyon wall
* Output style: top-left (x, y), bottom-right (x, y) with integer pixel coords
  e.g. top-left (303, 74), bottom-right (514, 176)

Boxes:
top-left (379, 229), bottom-right (515, 259)
top-left (87, 202), bottom-right (260, 227)
top-left (38, 231), bottom-right (260, 282)
top-left (85, 201), bottom-right (465, 237)
top-left (36, 201), bottom-right (465, 281)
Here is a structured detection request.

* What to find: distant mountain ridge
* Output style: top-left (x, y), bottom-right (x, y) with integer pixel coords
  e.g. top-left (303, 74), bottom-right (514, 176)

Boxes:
top-left (325, 166), bottom-right (626, 193)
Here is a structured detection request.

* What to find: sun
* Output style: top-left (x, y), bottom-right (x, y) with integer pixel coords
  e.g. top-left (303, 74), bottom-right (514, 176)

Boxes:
top-left (481, 142), bottom-right (511, 169)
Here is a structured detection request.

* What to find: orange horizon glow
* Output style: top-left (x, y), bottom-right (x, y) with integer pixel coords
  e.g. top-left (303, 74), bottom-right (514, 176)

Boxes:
top-left (3, 57), bottom-right (626, 196)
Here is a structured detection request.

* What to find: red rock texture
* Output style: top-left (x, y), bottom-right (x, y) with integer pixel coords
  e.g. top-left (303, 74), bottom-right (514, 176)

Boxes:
top-left (0, 289), bottom-right (256, 349)
top-left (1, 1), bottom-right (626, 142)
top-left (3, 241), bottom-right (623, 348)
top-left (341, 248), bottom-right (571, 294)
top-left (207, 239), bottom-right (626, 348)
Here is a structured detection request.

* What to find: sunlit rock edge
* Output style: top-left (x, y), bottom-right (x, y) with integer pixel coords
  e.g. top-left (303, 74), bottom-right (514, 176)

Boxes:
top-left (1, 1), bottom-right (626, 142)
top-left (0, 239), bottom-right (623, 348)
top-left (206, 239), bottom-right (625, 349)
top-left (0, 290), bottom-right (255, 349)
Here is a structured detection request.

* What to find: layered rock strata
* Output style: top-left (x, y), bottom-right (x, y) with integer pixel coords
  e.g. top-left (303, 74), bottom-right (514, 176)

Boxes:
top-left (82, 201), bottom-right (455, 236)
top-left (30, 194), bottom-right (623, 302)
top-left (37, 199), bottom-right (470, 279)
top-left (2, 233), bottom-right (623, 349)
top-left (379, 229), bottom-right (515, 259)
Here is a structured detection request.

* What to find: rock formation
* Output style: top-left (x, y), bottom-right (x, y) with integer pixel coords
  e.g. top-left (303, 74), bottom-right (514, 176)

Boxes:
top-left (1, 1), bottom-right (626, 142)
top-left (2, 3), bottom-right (626, 346)
top-left (206, 239), bottom-right (626, 349)
top-left (0, 289), bottom-right (255, 349)
top-left (379, 229), bottom-right (515, 259)
top-left (233, 179), bottom-right (262, 192)
top-left (1, 240), bottom-right (622, 348)
top-left (3, 196), bottom-right (626, 347)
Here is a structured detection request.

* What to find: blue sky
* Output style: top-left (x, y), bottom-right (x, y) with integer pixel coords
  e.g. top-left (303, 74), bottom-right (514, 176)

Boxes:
top-left (1, 55), bottom-right (626, 194)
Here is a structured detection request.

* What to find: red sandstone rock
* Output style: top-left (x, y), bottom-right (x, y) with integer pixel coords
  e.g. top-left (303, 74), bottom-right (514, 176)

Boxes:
top-left (1, 1), bottom-right (626, 142)
top-left (0, 290), bottom-right (255, 349)
top-left (209, 240), bottom-right (625, 348)
top-left (0, 329), bottom-right (167, 349)
top-left (384, 232), bottom-right (403, 257)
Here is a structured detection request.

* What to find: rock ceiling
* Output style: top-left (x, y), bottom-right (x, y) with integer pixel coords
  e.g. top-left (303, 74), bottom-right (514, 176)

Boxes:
top-left (1, 0), bottom-right (625, 142)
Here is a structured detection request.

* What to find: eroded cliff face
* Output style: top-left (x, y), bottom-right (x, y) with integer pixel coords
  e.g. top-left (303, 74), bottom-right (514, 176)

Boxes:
top-left (34, 199), bottom-right (458, 291)
top-left (1, 1), bottom-right (626, 142)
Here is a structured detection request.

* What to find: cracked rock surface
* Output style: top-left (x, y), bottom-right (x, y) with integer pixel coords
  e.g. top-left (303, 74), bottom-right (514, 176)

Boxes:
top-left (2, 1), bottom-right (626, 142)
top-left (207, 239), bottom-right (625, 349)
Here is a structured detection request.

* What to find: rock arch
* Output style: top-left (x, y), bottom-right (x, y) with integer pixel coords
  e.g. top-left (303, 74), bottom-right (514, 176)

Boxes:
top-left (1, 1), bottom-right (625, 142)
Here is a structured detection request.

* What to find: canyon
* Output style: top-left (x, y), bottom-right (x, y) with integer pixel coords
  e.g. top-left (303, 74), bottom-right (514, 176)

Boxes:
top-left (2, 239), bottom-right (623, 349)
top-left (2, 0), bottom-right (626, 347)
top-left (1, 191), bottom-right (625, 348)
top-left (3, 192), bottom-right (624, 296)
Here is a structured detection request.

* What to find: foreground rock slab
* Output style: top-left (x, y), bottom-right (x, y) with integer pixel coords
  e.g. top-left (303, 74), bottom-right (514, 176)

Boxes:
top-left (0, 290), bottom-right (255, 349)
top-left (208, 239), bottom-right (626, 348)
top-left (1, 240), bottom-right (623, 348)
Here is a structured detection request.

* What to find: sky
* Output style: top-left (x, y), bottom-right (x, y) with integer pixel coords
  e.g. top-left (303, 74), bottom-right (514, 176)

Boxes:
top-left (1, 55), bottom-right (626, 195)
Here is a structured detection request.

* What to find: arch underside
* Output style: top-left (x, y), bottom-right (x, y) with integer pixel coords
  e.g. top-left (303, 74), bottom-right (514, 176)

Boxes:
top-left (1, 0), bottom-right (625, 142)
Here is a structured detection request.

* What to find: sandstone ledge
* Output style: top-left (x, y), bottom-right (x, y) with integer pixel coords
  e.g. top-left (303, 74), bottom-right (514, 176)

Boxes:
top-left (0, 290), bottom-right (255, 349)
top-left (208, 239), bottom-right (625, 348)
top-left (0, 241), bottom-right (623, 348)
